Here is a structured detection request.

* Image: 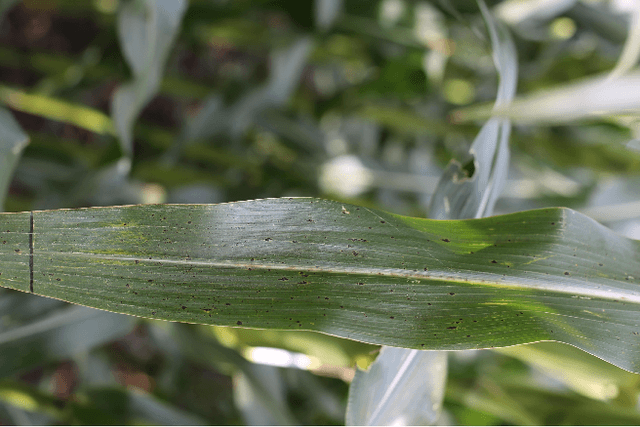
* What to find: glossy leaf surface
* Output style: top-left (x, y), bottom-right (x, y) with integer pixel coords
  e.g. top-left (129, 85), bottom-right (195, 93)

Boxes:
top-left (0, 198), bottom-right (639, 372)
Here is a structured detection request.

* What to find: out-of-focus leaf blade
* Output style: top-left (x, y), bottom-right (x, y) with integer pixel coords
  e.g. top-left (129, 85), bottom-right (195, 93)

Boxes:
top-left (609, 5), bottom-right (640, 79)
top-left (315, 0), bottom-right (343, 31)
top-left (112, 0), bottom-right (187, 157)
top-left (345, 348), bottom-right (447, 425)
top-left (429, 1), bottom-right (517, 219)
top-left (230, 37), bottom-right (312, 138)
top-left (0, 107), bottom-right (29, 211)
top-left (497, 342), bottom-right (640, 402)
top-left (0, 305), bottom-right (135, 378)
top-left (170, 323), bottom-right (298, 425)
top-left (234, 365), bottom-right (297, 426)
top-left (453, 72), bottom-right (640, 125)
top-left (0, 198), bottom-right (639, 372)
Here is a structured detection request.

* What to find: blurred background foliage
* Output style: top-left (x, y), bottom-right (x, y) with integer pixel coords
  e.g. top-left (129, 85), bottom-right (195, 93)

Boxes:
top-left (0, 0), bottom-right (640, 424)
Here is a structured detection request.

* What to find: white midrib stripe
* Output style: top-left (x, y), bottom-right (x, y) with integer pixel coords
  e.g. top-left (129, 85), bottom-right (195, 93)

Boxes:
top-left (30, 251), bottom-right (640, 304)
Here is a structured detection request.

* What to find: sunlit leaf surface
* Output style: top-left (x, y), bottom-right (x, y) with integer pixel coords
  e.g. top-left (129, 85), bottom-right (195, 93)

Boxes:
top-left (0, 198), bottom-right (639, 372)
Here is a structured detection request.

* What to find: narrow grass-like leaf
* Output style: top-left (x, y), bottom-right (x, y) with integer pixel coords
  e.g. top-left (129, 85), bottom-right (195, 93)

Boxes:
top-left (0, 107), bottom-right (28, 211)
top-left (0, 198), bottom-right (639, 372)
top-left (452, 72), bottom-right (640, 125)
top-left (608, 3), bottom-right (640, 79)
top-left (429, 0), bottom-right (517, 220)
top-left (112, 0), bottom-right (187, 157)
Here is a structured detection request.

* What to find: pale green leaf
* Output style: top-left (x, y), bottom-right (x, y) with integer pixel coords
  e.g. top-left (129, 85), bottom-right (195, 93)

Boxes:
top-left (429, 0), bottom-right (517, 220)
top-left (112, 0), bottom-right (187, 157)
top-left (345, 348), bottom-right (447, 425)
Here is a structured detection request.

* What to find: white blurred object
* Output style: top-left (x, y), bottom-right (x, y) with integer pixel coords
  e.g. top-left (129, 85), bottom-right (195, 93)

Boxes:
top-left (496, 0), bottom-right (577, 26)
top-left (627, 138), bottom-right (640, 151)
top-left (413, 2), bottom-right (448, 48)
top-left (315, 0), bottom-right (343, 30)
top-left (380, 0), bottom-right (406, 27)
top-left (244, 346), bottom-right (319, 370)
top-left (319, 155), bottom-right (374, 197)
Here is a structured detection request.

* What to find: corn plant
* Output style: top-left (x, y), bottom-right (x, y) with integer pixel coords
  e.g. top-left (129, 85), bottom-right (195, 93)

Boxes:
top-left (0, 0), bottom-right (640, 425)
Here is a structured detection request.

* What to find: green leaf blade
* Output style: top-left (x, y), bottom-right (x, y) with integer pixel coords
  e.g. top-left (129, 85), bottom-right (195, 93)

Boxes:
top-left (1, 198), bottom-right (639, 372)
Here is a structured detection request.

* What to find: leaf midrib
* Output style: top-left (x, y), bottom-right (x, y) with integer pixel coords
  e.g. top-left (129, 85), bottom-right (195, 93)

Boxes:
top-left (31, 250), bottom-right (640, 304)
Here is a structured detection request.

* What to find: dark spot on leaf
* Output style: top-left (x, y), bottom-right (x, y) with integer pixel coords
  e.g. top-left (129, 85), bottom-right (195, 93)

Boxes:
top-left (203, 308), bottom-right (211, 312)
top-left (449, 292), bottom-right (455, 296)
top-left (469, 251), bottom-right (474, 254)
top-left (599, 263), bottom-right (603, 267)
top-left (390, 316), bottom-right (395, 319)
top-left (225, 303), bottom-right (231, 306)
top-left (125, 284), bottom-right (130, 288)
top-left (278, 277), bottom-right (288, 281)
top-left (181, 306), bottom-right (186, 309)
top-left (237, 321), bottom-right (242, 325)
top-left (188, 221), bottom-right (192, 224)
top-left (564, 272), bottom-right (570, 275)
top-left (151, 311), bottom-right (156, 315)
top-left (441, 238), bottom-right (450, 243)
top-left (352, 251), bottom-right (359, 256)
top-left (491, 260), bottom-right (497, 264)
top-left (551, 222), bottom-right (555, 225)
top-left (466, 335), bottom-right (471, 338)
top-left (447, 326), bottom-right (457, 330)
top-left (357, 282), bottom-right (364, 285)
top-left (265, 238), bottom-right (272, 241)
top-left (297, 281), bottom-right (308, 285)
top-left (380, 220), bottom-right (385, 223)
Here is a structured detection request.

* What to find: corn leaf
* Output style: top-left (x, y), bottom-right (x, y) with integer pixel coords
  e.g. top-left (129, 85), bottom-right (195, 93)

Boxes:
top-left (0, 198), bottom-right (639, 372)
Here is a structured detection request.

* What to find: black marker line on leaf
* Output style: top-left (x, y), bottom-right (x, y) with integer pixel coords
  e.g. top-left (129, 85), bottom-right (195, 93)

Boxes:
top-left (29, 211), bottom-right (34, 293)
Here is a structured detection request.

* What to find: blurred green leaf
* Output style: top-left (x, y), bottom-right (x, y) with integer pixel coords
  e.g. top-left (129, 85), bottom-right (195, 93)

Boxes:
top-left (497, 341), bottom-right (640, 403)
top-left (112, 0), bottom-right (187, 157)
top-left (0, 107), bottom-right (28, 212)
top-left (0, 305), bottom-right (135, 378)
